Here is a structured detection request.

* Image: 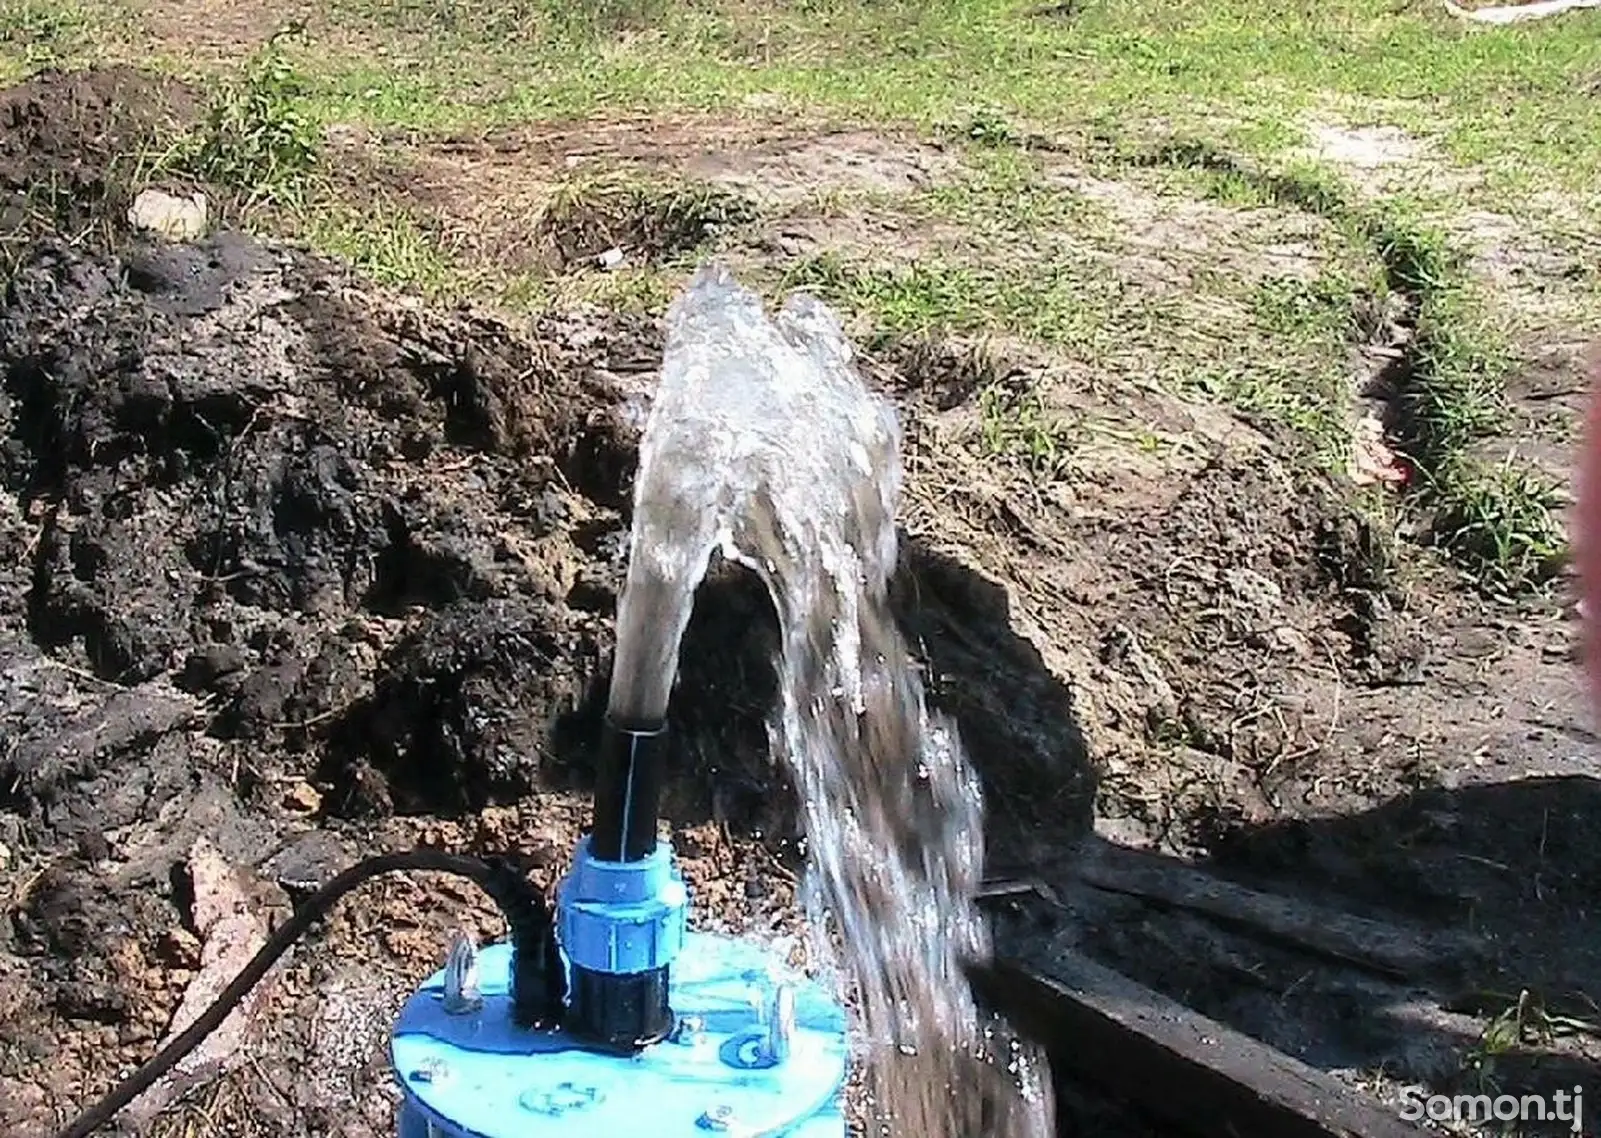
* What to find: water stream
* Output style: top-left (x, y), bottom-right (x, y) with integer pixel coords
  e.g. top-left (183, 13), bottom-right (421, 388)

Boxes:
top-left (607, 263), bottom-right (1054, 1137)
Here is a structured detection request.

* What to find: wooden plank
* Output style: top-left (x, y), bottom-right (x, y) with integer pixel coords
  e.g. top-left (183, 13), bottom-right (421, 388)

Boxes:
top-left (969, 950), bottom-right (1425, 1138)
top-left (1069, 842), bottom-right (1477, 981)
top-left (980, 840), bottom-right (1484, 983)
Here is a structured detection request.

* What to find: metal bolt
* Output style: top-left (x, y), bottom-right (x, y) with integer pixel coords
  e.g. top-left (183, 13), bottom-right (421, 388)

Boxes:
top-left (696, 1104), bottom-right (736, 1131)
top-left (442, 930), bottom-right (482, 1014)
top-left (761, 982), bottom-right (795, 1064)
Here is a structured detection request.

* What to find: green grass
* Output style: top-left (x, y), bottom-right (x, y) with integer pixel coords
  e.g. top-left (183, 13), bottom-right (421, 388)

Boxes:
top-left (0, 0), bottom-right (1587, 595)
top-left (775, 145), bottom-right (1376, 462)
top-left (773, 134), bottom-right (1567, 592)
top-left (6, 0), bottom-right (1601, 209)
top-left (297, 200), bottom-right (460, 295)
top-left (977, 381), bottom-right (1074, 477)
top-left (540, 171), bottom-right (758, 268)
top-left (264, 0), bottom-right (1601, 213)
top-left (1373, 220), bottom-right (1569, 594)
top-left (0, 0), bottom-right (95, 76)
top-left (164, 32), bottom-right (323, 205)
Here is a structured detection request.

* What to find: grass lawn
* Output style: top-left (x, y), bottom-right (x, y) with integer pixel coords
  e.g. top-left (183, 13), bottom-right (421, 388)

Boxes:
top-left (1, 0), bottom-right (1597, 590)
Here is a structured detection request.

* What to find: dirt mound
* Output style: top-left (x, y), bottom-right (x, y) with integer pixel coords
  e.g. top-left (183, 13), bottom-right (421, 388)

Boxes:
top-left (0, 230), bottom-right (643, 821)
top-left (0, 67), bottom-right (200, 260)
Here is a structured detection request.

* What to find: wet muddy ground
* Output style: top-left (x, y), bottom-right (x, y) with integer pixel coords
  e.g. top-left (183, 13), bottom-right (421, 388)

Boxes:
top-left (2, 66), bottom-right (1599, 1138)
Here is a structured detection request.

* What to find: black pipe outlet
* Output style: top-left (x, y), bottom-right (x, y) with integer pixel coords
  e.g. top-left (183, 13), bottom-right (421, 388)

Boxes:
top-left (568, 965), bottom-right (673, 1051)
top-left (588, 717), bottom-right (669, 863)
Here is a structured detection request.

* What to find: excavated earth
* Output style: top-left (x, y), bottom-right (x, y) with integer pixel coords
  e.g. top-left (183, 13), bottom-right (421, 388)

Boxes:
top-left (3, 66), bottom-right (1600, 1138)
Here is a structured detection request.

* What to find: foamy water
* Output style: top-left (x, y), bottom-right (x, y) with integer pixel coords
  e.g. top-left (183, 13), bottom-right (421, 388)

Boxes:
top-left (606, 263), bottom-right (1054, 1137)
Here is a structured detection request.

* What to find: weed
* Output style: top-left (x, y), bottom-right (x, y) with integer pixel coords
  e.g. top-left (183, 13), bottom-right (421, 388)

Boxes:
top-left (783, 250), bottom-right (1171, 358)
top-left (952, 108), bottom-right (1020, 148)
top-left (977, 382), bottom-right (1072, 477)
top-left (1370, 220), bottom-right (1456, 298)
top-left (297, 202), bottom-right (459, 296)
top-left (1360, 215), bottom-right (1568, 592)
top-left (1465, 989), bottom-right (1601, 1089)
top-left (1401, 309), bottom-right (1507, 470)
top-left (539, 172), bottom-right (756, 269)
top-left (1251, 273), bottom-right (1358, 343)
top-left (169, 31), bottom-right (321, 204)
top-left (1430, 461), bottom-right (1568, 596)
top-left (1124, 133), bottom-right (1571, 595)
top-left (785, 256), bottom-right (993, 336)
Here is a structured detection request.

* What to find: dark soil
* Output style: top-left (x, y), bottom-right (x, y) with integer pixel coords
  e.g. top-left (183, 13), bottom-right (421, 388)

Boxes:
top-left (0, 67), bottom-right (201, 270)
top-left (4, 64), bottom-right (1600, 1138)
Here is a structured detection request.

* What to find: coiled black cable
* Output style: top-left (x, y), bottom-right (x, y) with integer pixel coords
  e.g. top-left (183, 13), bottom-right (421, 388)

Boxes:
top-left (52, 848), bottom-right (566, 1138)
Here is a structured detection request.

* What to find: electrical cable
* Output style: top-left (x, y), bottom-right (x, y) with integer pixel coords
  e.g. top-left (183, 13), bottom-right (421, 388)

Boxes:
top-left (51, 848), bottom-right (563, 1138)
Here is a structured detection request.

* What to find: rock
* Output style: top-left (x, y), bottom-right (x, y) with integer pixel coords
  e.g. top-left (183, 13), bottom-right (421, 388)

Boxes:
top-left (124, 839), bottom-right (279, 1126)
top-left (127, 188), bottom-right (209, 241)
top-left (282, 780), bottom-right (322, 814)
top-left (264, 829), bottom-right (353, 897)
top-left (156, 927), bottom-right (202, 969)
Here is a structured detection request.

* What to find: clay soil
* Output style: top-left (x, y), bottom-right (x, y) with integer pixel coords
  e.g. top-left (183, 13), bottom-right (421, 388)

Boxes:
top-left (3, 67), bottom-right (1600, 1138)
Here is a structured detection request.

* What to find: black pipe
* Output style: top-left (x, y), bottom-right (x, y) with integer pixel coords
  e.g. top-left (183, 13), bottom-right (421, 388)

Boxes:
top-left (588, 717), bottom-right (669, 863)
top-left (568, 966), bottom-right (672, 1051)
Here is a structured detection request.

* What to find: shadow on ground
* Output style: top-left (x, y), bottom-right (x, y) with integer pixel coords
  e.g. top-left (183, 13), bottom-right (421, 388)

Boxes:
top-left (994, 774), bottom-right (1601, 1136)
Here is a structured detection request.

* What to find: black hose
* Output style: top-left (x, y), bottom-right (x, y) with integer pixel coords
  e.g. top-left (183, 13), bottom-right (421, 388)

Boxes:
top-left (52, 848), bottom-right (562, 1138)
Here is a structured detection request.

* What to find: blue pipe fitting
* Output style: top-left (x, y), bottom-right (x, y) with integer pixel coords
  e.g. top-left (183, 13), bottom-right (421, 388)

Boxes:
top-left (557, 836), bottom-right (687, 975)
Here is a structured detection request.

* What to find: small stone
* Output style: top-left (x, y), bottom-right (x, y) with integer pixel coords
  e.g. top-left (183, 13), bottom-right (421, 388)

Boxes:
top-left (0, 840), bottom-right (10, 871)
top-left (128, 188), bottom-right (210, 242)
top-left (157, 927), bottom-right (203, 969)
top-left (1270, 625), bottom-right (1311, 656)
top-left (597, 247), bottom-right (625, 270)
top-left (283, 781), bottom-right (322, 814)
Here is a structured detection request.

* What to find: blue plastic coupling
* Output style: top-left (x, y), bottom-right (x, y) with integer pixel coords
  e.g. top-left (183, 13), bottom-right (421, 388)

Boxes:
top-left (556, 835), bottom-right (689, 1048)
top-left (557, 835), bottom-right (689, 975)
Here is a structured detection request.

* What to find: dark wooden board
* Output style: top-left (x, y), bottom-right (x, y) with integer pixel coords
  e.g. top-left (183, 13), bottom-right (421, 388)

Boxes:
top-left (970, 949), bottom-right (1426, 1138)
